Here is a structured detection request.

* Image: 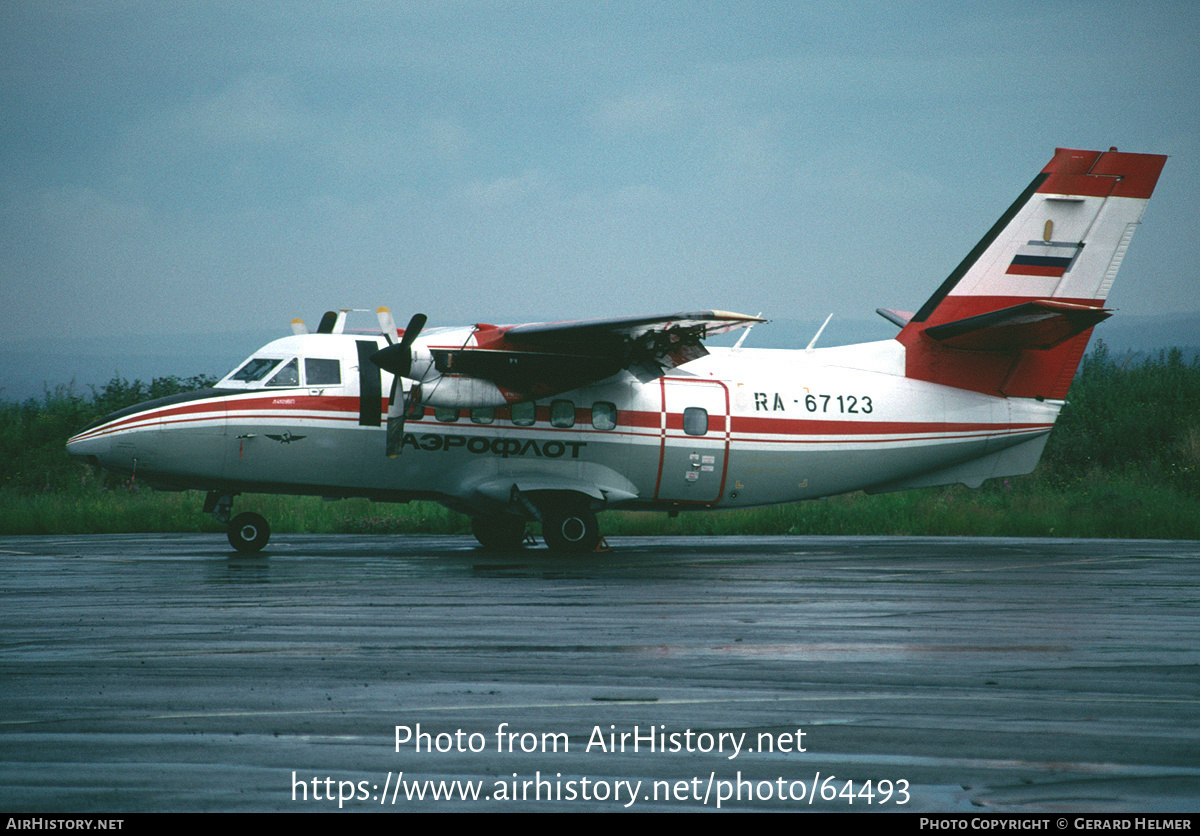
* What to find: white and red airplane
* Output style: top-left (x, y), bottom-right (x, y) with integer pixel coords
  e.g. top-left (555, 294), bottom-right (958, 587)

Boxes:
top-left (67, 147), bottom-right (1167, 553)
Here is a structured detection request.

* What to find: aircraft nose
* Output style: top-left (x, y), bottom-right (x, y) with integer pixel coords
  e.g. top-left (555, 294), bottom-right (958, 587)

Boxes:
top-left (66, 407), bottom-right (127, 467)
top-left (66, 426), bottom-right (111, 466)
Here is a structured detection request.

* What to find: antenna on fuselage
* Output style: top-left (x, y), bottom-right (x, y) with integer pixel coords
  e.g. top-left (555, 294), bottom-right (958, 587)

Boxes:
top-left (805, 313), bottom-right (833, 353)
top-left (732, 312), bottom-right (762, 350)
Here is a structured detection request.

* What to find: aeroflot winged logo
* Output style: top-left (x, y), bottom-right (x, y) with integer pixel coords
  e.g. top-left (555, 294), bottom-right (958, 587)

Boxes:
top-left (266, 432), bottom-right (306, 444)
top-left (64, 146), bottom-right (1168, 554)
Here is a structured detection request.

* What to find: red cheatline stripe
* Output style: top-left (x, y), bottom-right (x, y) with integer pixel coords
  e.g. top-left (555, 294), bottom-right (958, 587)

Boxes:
top-left (729, 427), bottom-right (1048, 447)
top-left (732, 415), bottom-right (1051, 435)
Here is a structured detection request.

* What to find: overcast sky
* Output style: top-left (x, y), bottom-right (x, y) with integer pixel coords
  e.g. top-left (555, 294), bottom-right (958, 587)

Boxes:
top-left (2, 1), bottom-right (1197, 345)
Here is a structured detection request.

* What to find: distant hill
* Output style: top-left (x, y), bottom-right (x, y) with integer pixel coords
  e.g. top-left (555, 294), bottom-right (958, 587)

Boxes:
top-left (0, 330), bottom-right (275, 402)
top-left (715, 311), bottom-right (1200, 357)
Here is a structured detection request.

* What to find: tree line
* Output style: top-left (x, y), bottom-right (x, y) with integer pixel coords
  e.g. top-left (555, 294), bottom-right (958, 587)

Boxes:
top-left (1, 374), bottom-right (216, 494)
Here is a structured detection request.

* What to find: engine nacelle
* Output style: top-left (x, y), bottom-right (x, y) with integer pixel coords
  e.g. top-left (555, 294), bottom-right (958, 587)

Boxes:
top-left (408, 346), bottom-right (434, 381)
top-left (415, 374), bottom-right (510, 409)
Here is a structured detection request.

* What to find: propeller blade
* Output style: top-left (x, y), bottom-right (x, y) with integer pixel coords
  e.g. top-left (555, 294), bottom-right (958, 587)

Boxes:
top-left (386, 376), bottom-right (405, 457)
top-left (376, 307), bottom-right (398, 345)
top-left (317, 311), bottom-right (338, 334)
top-left (370, 342), bottom-right (413, 377)
top-left (400, 313), bottom-right (427, 349)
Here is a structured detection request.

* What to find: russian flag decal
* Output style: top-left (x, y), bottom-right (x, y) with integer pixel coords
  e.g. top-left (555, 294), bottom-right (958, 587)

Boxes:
top-left (1007, 240), bottom-right (1083, 277)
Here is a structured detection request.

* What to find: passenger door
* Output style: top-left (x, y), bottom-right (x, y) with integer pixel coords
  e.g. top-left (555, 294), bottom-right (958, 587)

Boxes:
top-left (655, 378), bottom-right (729, 505)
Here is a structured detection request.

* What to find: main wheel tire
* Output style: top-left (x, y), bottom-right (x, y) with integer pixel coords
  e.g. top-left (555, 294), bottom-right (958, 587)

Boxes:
top-left (471, 515), bottom-right (528, 550)
top-left (541, 506), bottom-right (601, 553)
top-left (228, 512), bottom-right (270, 553)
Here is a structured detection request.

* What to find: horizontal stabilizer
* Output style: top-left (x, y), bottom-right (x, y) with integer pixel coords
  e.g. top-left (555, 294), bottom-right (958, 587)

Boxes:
top-left (923, 299), bottom-right (1112, 351)
top-left (877, 308), bottom-right (913, 328)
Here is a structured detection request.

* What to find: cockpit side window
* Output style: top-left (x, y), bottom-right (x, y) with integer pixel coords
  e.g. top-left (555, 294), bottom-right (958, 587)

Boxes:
top-left (231, 357), bottom-right (283, 383)
top-left (305, 358), bottom-right (341, 386)
top-left (265, 358), bottom-right (300, 387)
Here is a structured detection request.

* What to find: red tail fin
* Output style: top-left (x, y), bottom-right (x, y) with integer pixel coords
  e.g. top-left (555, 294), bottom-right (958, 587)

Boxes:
top-left (896, 148), bottom-right (1166, 399)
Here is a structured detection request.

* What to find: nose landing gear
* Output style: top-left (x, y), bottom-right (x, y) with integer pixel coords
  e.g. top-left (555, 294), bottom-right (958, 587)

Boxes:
top-left (205, 492), bottom-right (271, 553)
top-left (228, 512), bottom-right (271, 553)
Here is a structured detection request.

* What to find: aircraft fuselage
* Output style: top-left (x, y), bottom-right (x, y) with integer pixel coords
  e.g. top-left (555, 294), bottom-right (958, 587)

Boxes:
top-left (67, 332), bottom-right (1059, 515)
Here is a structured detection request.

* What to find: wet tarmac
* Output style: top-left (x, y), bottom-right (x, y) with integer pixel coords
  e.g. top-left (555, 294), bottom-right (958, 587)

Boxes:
top-left (1, 533), bottom-right (1198, 812)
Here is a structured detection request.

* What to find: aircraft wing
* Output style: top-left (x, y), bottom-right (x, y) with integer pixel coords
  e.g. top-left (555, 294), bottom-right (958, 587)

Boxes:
top-left (505, 309), bottom-right (763, 367)
top-left (432, 310), bottom-right (765, 397)
top-left (504, 310), bottom-right (765, 342)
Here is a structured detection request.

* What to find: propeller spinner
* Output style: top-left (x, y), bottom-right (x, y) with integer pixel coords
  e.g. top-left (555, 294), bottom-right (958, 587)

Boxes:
top-left (371, 313), bottom-right (426, 376)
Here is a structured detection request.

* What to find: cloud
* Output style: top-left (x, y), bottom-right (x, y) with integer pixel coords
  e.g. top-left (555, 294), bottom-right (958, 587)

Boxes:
top-left (460, 172), bottom-right (551, 210)
top-left (167, 74), bottom-right (314, 148)
top-left (593, 87), bottom-right (682, 136)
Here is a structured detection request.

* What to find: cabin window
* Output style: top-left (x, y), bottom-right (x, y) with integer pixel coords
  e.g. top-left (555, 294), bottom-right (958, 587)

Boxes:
top-left (683, 407), bottom-right (709, 436)
top-left (305, 358), bottom-right (341, 386)
top-left (511, 401), bottom-right (536, 426)
top-left (592, 401), bottom-right (617, 431)
top-left (471, 407), bottom-right (494, 425)
top-left (265, 358), bottom-right (300, 387)
top-left (231, 357), bottom-right (282, 382)
top-left (434, 406), bottom-right (459, 422)
top-left (550, 399), bottom-right (575, 428)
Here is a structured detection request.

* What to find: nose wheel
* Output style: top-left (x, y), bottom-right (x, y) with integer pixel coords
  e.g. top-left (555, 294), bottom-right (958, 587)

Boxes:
top-left (227, 511), bottom-right (270, 553)
top-left (206, 492), bottom-right (271, 553)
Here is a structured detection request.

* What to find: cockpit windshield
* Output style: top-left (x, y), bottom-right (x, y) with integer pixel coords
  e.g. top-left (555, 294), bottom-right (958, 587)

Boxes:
top-left (265, 358), bottom-right (300, 387)
top-left (221, 352), bottom-right (343, 389)
top-left (230, 357), bottom-right (283, 382)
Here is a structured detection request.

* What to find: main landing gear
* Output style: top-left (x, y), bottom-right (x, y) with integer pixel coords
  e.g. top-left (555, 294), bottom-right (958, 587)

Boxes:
top-left (540, 504), bottom-right (601, 553)
top-left (206, 492), bottom-right (271, 553)
top-left (471, 492), bottom-right (604, 554)
top-left (471, 515), bottom-right (530, 550)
